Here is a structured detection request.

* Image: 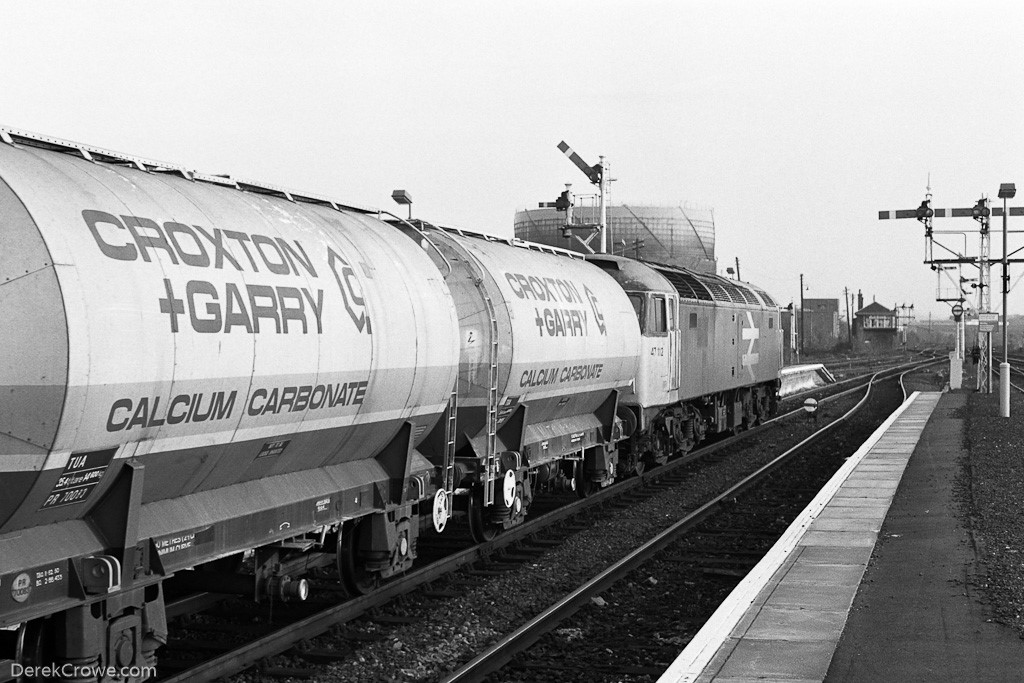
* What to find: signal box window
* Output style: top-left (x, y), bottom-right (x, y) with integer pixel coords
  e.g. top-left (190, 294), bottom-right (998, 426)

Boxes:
top-left (628, 294), bottom-right (645, 332)
top-left (649, 295), bottom-right (667, 335)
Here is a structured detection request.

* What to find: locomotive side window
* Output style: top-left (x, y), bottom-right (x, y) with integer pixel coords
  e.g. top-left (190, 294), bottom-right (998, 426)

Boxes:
top-left (769, 317), bottom-right (774, 328)
top-left (649, 295), bottom-right (667, 335)
top-left (689, 312), bottom-right (698, 329)
top-left (628, 294), bottom-right (645, 332)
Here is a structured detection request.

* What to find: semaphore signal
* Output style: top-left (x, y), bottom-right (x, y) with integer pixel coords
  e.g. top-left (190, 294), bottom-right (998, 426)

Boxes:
top-left (880, 185), bottom-right (1022, 407)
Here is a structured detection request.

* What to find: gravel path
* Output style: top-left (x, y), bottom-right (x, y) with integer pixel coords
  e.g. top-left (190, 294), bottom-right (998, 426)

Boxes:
top-left (961, 383), bottom-right (1024, 639)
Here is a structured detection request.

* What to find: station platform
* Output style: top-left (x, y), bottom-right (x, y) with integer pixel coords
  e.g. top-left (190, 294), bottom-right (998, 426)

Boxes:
top-left (658, 390), bottom-right (1024, 682)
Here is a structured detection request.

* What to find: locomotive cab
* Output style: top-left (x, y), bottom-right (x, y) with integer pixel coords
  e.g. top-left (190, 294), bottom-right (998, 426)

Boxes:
top-left (626, 290), bottom-right (681, 409)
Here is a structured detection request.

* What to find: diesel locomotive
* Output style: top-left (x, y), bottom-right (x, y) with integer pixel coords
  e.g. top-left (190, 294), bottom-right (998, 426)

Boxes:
top-left (0, 127), bottom-right (781, 680)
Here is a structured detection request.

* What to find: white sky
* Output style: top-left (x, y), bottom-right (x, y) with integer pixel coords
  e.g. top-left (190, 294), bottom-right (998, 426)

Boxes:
top-left (3, 1), bottom-right (1022, 320)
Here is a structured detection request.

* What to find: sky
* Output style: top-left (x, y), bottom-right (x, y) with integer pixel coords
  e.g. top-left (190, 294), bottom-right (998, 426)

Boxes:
top-left (2, 1), bottom-right (1023, 320)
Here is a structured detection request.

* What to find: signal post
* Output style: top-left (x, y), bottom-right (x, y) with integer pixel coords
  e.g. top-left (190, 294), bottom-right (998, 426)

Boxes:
top-left (880, 185), bottom-right (1022, 414)
top-left (541, 141), bottom-right (609, 254)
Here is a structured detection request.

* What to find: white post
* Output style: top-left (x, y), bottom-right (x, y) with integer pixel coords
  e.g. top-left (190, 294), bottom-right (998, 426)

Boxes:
top-left (954, 319), bottom-right (962, 362)
top-left (598, 155), bottom-right (607, 254)
top-left (989, 337), bottom-right (993, 395)
top-left (792, 304), bottom-right (799, 364)
top-left (950, 315), bottom-right (963, 390)
top-left (1001, 362), bottom-right (1010, 416)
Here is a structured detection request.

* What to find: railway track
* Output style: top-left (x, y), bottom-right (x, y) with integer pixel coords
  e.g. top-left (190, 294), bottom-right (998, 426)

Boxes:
top-left (442, 368), bottom-right (909, 682)
top-left (809, 352), bottom-right (927, 379)
top-left (155, 358), bottom-right (938, 682)
top-left (898, 360), bottom-right (948, 399)
top-left (779, 353), bottom-right (940, 407)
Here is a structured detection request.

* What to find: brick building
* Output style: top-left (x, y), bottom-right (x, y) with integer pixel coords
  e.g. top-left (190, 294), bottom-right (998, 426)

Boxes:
top-left (802, 298), bottom-right (841, 351)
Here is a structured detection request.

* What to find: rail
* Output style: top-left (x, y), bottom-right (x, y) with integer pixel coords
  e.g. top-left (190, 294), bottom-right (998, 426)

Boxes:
top-left (898, 358), bottom-right (946, 401)
top-left (441, 367), bottom-right (901, 682)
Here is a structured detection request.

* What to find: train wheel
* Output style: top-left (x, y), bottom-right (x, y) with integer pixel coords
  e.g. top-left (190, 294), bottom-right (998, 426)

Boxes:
top-left (575, 467), bottom-right (599, 498)
top-left (14, 619), bottom-right (55, 680)
top-left (467, 488), bottom-right (499, 544)
top-left (338, 520), bottom-right (379, 596)
top-left (753, 391), bottom-right (770, 426)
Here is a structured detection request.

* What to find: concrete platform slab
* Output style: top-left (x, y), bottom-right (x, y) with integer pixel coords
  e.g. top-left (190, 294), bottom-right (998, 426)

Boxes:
top-left (796, 546), bottom-right (873, 565)
top-left (798, 530), bottom-right (878, 547)
top-left (767, 583), bottom-right (859, 611)
top-left (715, 639), bottom-right (836, 680)
top-left (821, 496), bottom-right (889, 507)
top-left (782, 563), bottom-right (865, 587)
top-left (744, 606), bottom-right (848, 640)
top-left (814, 506), bottom-right (886, 520)
top-left (843, 473), bottom-right (899, 484)
top-left (850, 465), bottom-right (904, 473)
top-left (830, 492), bottom-right (896, 503)
top-left (836, 483), bottom-right (899, 495)
top-left (804, 517), bottom-right (881, 532)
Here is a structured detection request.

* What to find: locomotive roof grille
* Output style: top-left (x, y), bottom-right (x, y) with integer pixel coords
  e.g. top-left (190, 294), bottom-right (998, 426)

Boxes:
top-left (708, 275), bottom-right (748, 304)
top-left (694, 274), bottom-right (734, 303)
top-left (753, 288), bottom-right (778, 307)
top-left (654, 268), bottom-right (713, 301)
top-left (736, 286), bottom-right (761, 305)
top-left (653, 264), bottom-right (771, 307)
top-left (713, 276), bottom-right (761, 305)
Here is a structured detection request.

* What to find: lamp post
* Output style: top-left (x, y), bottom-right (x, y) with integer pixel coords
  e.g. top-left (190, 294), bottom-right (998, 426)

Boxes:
top-left (391, 189), bottom-right (413, 220)
top-left (999, 182), bottom-right (1016, 417)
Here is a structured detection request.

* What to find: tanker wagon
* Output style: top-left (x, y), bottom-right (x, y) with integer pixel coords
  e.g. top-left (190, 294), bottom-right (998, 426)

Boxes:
top-left (0, 128), bottom-right (460, 675)
top-left (395, 224), bottom-right (642, 545)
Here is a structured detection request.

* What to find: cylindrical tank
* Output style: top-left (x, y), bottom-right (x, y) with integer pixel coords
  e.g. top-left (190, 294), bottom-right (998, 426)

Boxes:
top-left (412, 228), bottom-right (641, 453)
top-left (0, 140), bottom-right (459, 532)
top-left (514, 204), bottom-right (717, 273)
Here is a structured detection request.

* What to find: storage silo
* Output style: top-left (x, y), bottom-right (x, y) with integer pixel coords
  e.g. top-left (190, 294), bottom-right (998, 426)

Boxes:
top-left (513, 203), bottom-right (716, 273)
